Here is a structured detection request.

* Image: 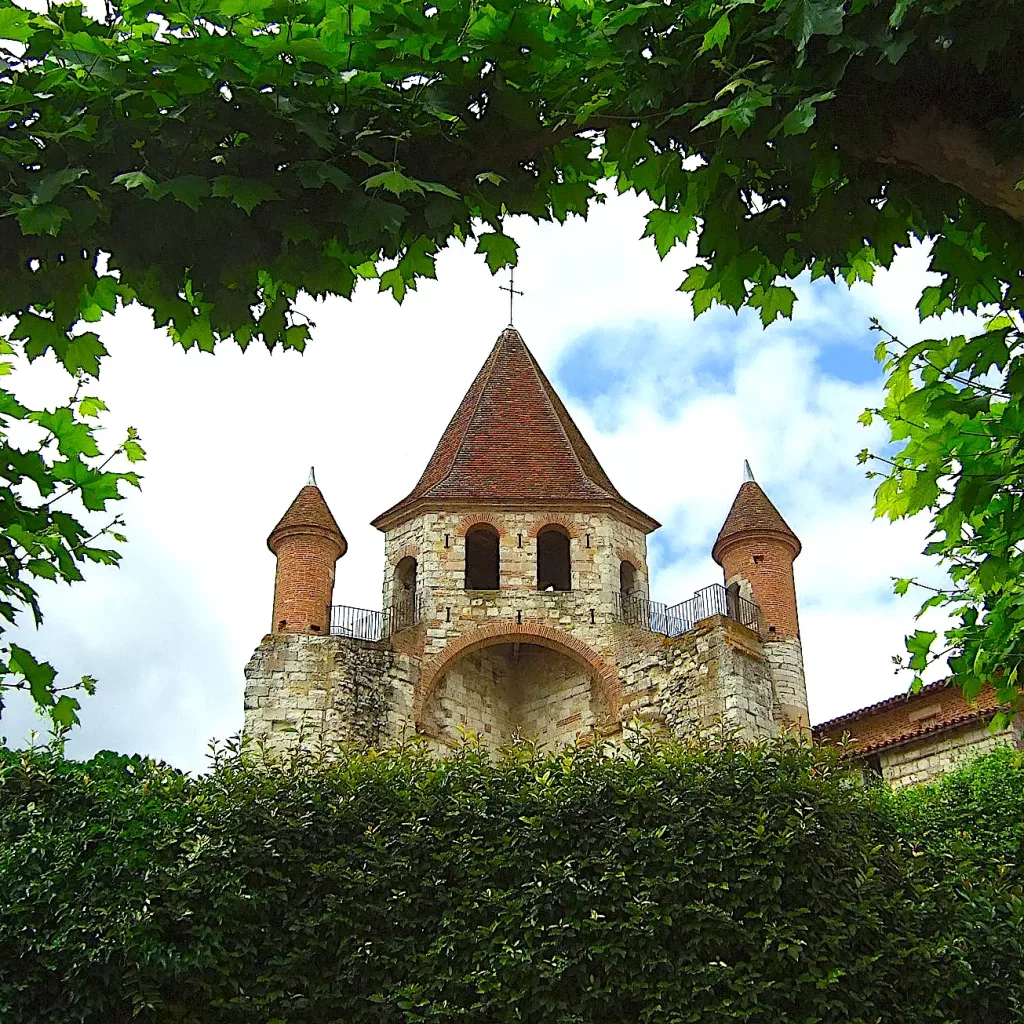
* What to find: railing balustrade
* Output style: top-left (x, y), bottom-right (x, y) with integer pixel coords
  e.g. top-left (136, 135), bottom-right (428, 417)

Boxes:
top-left (329, 591), bottom-right (423, 641)
top-left (328, 584), bottom-right (761, 643)
top-left (615, 584), bottom-right (763, 639)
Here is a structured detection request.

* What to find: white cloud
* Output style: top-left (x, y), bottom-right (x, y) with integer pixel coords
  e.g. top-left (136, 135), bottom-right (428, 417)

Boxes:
top-left (1, 190), bottom-right (974, 769)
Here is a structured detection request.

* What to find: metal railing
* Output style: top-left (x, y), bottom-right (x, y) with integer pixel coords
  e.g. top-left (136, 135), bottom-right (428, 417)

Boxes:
top-left (615, 584), bottom-right (763, 639)
top-left (329, 591), bottom-right (423, 642)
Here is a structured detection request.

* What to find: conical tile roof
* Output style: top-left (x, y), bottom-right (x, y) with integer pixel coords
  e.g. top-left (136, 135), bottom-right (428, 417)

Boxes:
top-left (712, 479), bottom-right (800, 563)
top-left (268, 480), bottom-right (347, 555)
top-left (372, 327), bottom-right (658, 531)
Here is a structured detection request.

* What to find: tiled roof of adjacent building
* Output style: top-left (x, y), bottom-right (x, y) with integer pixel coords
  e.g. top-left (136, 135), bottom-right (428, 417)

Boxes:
top-left (813, 679), bottom-right (1004, 755)
top-left (268, 483), bottom-right (346, 553)
top-left (372, 327), bottom-right (659, 531)
top-left (712, 479), bottom-right (800, 563)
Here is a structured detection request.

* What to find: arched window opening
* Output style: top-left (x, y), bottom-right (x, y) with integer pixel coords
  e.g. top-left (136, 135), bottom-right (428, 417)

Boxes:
top-left (619, 560), bottom-right (637, 598)
top-left (465, 525), bottom-right (500, 590)
top-left (537, 526), bottom-right (571, 591)
top-left (726, 581), bottom-right (740, 619)
top-left (393, 555), bottom-right (417, 614)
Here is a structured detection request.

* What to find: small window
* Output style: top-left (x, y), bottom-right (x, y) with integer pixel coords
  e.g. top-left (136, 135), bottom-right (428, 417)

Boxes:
top-left (620, 560), bottom-right (637, 598)
top-left (537, 526), bottom-right (571, 591)
top-left (465, 525), bottom-right (499, 590)
top-left (393, 555), bottom-right (417, 613)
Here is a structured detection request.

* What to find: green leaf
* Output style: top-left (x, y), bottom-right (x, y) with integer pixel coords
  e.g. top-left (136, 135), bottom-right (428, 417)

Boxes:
top-left (643, 209), bottom-right (697, 259)
top-left (364, 170), bottom-right (424, 197)
top-left (783, 0), bottom-right (845, 53)
top-left (15, 203), bottom-right (71, 236)
top-left (780, 92), bottom-right (834, 136)
top-left (749, 284), bottom-right (796, 326)
top-left (474, 232), bottom-right (519, 274)
top-left (112, 170), bottom-right (157, 192)
top-left (699, 13), bottom-right (730, 54)
top-left (0, 5), bottom-right (35, 41)
top-left (32, 167), bottom-right (88, 205)
top-left (8, 644), bottom-right (57, 708)
top-left (211, 177), bottom-right (281, 213)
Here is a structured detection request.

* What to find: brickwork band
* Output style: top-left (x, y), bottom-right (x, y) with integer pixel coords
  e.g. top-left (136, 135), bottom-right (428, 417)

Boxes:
top-left (269, 525), bottom-right (344, 634)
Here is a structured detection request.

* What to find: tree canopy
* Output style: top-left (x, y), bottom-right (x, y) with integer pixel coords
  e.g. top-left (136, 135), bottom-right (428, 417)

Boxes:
top-left (0, 0), bottom-right (1022, 722)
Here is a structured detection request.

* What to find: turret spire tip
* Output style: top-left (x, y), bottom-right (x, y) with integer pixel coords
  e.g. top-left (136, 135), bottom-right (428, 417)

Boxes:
top-left (743, 460), bottom-right (755, 483)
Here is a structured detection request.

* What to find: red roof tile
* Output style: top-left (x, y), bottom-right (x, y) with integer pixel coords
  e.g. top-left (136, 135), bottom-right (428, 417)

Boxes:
top-left (812, 680), bottom-right (1006, 755)
top-left (268, 484), bottom-right (346, 554)
top-left (712, 480), bottom-right (800, 563)
top-left (372, 328), bottom-right (659, 531)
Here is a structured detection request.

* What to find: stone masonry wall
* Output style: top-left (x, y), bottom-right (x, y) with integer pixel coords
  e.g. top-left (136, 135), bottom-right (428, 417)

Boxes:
top-left (879, 718), bottom-right (1024, 788)
top-left (245, 612), bottom-right (782, 758)
top-left (244, 633), bottom-right (418, 755)
top-left (381, 507), bottom-right (650, 667)
top-left (764, 638), bottom-right (809, 731)
top-left (618, 616), bottom-right (776, 741)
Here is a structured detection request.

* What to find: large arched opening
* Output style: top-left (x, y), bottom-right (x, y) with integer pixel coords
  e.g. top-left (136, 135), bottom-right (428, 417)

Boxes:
top-left (417, 624), bottom-right (620, 750)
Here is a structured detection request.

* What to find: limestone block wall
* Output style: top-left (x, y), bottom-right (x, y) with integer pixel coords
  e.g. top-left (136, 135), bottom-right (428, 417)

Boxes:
top-left (381, 508), bottom-right (650, 659)
top-left (244, 616), bottom-right (783, 758)
top-left (765, 639), bottom-right (809, 731)
top-left (879, 719), bottom-right (1024, 788)
top-left (618, 616), bottom-right (776, 741)
top-left (244, 633), bottom-right (418, 754)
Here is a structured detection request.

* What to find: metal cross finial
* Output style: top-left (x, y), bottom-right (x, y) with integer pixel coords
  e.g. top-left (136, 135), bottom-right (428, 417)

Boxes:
top-left (498, 266), bottom-right (524, 327)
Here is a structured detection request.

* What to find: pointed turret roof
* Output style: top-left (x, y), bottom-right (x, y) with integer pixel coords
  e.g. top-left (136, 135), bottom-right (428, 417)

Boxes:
top-left (712, 465), bottom-right (800, 564)
top-left (268, 471), bottom-right (347, 555)
top-left (372, 327), bottom-right (659, 532)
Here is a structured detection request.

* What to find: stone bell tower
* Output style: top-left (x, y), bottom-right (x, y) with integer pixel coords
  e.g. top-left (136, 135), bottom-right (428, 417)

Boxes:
top-left (369, 326), bottom-right (661, 748)
top-left (245, 324), bottom-right (807, 754)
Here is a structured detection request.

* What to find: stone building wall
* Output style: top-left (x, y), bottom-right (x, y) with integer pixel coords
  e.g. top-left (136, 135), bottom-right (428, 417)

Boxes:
top-left (244, 633), bottom-right (416, 754)
top-left (243, 614), bottom-right (781, 756)
top-left (381, 507), bottom-right (651, 664)
top-left (618, 616), bottom-right (776, 741)
top-left (764, 639), bottom-right (809, 731)
top-left (878, 718), bottom-right (1024, 788)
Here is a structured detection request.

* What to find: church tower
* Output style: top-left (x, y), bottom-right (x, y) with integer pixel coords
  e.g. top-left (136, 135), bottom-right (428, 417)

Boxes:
top-left (245, 325), bottom-right (807, 754)
top-left (370, 326), bottom-right (660, 747)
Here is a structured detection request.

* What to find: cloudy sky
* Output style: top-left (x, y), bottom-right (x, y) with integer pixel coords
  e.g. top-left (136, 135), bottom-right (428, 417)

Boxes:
top-left (1, 188), bottom-right (971, 774)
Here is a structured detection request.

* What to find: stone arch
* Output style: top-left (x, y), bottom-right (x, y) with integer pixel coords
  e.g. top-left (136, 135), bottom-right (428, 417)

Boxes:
top-left (616, 547), bottom-right (645, 573)
top-left (393, 543), bottom-right (420, 563)
top-left (416, 622), bottom-right (620, 729)
top-left (536, 524), bottom-right (572, 592)
top-left (457, 512), bottom-right (505, 537)
top-left (527, 514), bottom-right (579, 539)
top-left (464, 522), bottom-right (500, 590)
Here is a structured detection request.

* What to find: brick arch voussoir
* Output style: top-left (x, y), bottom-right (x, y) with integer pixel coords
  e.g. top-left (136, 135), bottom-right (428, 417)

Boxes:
top-left (392, 544), bottom-right (420, 565)
top-left (616, 547), bottom-right (645, 573)
top-left (527, 514), bottom-right (580, 540)
top-left (415, 622), bottom-right (620, 728)
top-left (457, 513), bottom-right (506, 538)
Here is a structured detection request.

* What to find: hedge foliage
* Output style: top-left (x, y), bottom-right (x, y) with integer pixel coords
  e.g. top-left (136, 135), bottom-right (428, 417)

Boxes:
top-left (0, 738), bottom-right (1022, 1023)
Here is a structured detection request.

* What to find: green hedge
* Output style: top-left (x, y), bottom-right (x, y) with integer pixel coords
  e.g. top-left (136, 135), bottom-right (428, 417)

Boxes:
top-left (0, 739), bottom-right (1022, 1023)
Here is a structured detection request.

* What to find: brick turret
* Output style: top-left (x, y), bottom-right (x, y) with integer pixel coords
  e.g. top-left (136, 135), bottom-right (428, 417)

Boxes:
top-left (712, 462), bottom-right (808, 731)
top-left (268, 469), bottom-right (347, 635)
